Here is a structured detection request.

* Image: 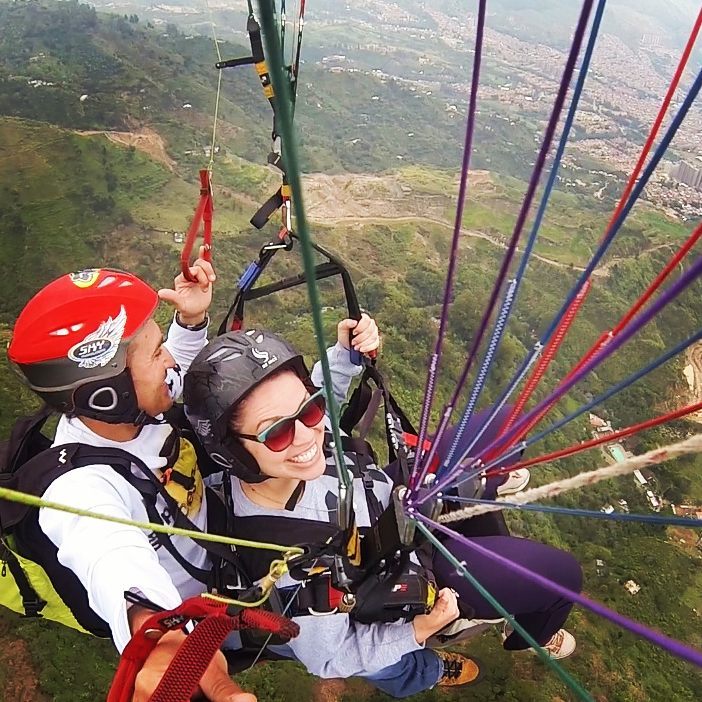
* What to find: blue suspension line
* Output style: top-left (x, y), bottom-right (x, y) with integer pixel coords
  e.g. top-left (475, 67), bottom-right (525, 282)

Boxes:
top-left (434, 64), bottom-right (702, 486)
top-left (440, 278), bottom-right (517, 472)
top-left (446, 497), bottom-right (702, 529)
top-left (487, 324), bottom-right (702, 468)
top-left (440, 324), bottom-right (702, 498)
top-left (438, 0), bottom-right (609, 478)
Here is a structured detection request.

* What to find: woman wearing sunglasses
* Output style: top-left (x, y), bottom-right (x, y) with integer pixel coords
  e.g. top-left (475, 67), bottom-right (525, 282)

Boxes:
top-left (183, 327), bottom-right (582, 698)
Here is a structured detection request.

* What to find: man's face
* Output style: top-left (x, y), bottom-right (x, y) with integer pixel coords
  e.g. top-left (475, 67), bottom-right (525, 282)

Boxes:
top-left (127, 320), bottom-right (176, 417)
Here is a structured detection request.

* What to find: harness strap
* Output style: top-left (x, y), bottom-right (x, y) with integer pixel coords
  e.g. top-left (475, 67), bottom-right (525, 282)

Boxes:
top-left (0, 539), bottom-right (46, 617)
top-left (218, 237), bottom-right (366, 366)
top-left (180, 169), bottom-right (213, 282)
top-left (278, 574), bottom-right (345, 616)
top-left (357, 387), bottom-right (384, 441)
top-left (69, 446), bottom-right (245, 587)
top-left (251, 186), bottom-right (284, 229)
top-left (140, 493), bottom-right (213, 584)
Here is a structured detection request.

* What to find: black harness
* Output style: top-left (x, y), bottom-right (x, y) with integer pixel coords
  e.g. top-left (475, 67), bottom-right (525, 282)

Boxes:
top-left (229, 415), bottom-right (438, 627)
top-left (0, 409), bottom-right (246, 636)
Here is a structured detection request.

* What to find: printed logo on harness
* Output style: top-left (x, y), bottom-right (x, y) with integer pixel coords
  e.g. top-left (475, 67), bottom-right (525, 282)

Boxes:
top-left (67, 306), bottom-right (127, 369)
top-left (159, 614), bottom-right (189, 629)
top-left (68, 269), bottom-right (101, 288)
top-left (196, 419), bottom-right (212, 437)
top-left (386, 412), bottom-right (400, 451)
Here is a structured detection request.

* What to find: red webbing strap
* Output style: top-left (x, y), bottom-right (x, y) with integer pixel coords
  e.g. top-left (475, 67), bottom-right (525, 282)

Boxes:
top-left (180, 169), bottom-right (214, 282)
top-left (151, 608), bottom-right (299, 702)
top-left (149, 613), bottom-right (234, 702)
top-left (499, 11), bottom-right (702, 443)
top-left (107, 597), bottom-right (298, 702)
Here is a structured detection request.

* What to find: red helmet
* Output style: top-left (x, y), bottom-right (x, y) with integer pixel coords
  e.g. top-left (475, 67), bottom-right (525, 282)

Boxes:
top-left (8, 268), bottom-right (159, 420)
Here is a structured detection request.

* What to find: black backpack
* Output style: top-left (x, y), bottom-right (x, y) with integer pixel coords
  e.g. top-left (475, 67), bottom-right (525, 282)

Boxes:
top-left (0, 407), bottom-right (244, 636)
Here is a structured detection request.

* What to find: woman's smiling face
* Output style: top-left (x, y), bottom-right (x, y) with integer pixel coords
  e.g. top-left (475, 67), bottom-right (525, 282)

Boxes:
top-left (231, 370), bottom-right (327, 481)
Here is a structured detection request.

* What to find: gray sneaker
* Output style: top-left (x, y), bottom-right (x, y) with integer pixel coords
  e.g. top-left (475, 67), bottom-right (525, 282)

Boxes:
top-left (503, 624), bottom-right (577, 660)
top-left (496, 468), bottom-right (531, 496)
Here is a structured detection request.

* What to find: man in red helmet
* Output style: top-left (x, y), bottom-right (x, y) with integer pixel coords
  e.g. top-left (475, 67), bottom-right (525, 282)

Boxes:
top-left (8, 255), bottom-right (380, 701)
top-left (8, 256), bottom-right (255, 702)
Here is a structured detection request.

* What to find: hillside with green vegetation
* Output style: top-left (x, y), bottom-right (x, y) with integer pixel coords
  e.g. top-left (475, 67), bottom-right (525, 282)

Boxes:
top-left (0, 1), bottom-right (701, 701)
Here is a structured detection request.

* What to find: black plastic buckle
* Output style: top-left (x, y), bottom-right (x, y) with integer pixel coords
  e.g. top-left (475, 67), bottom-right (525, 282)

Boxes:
top-left (22, 598), bottom-right (46, 618)
top-left (260, 237), bottom-right (293, 257)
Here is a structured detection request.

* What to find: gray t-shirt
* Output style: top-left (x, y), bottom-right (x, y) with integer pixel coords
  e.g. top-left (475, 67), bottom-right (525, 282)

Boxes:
top-left (230, 464), bottom-right (422, 678)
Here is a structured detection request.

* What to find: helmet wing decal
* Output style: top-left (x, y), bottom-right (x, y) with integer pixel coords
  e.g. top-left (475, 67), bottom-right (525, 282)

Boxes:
top-left (67, 306), bottom-right (127, 369)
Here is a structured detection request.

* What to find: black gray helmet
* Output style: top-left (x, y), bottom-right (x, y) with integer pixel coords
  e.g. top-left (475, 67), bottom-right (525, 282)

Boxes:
top-left (183, 328), bottom-right (311, 482)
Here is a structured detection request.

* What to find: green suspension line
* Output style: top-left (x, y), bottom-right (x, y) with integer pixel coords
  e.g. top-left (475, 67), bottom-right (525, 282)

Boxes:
top-left (416, 522), bottom-right (593, 702)
top-left (255, 1), bottom-right (352, 521)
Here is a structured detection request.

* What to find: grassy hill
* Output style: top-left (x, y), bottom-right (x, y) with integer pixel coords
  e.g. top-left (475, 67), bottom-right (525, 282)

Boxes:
top-left (0, 1), bottom-right (701, 700)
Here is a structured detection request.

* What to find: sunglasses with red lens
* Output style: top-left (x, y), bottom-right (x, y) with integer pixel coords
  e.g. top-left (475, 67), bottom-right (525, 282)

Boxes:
top-left (235, 389), bottom-right (327, 452)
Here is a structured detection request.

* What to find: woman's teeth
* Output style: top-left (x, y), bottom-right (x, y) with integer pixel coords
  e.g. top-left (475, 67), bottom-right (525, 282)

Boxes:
top-left (290, 444), bottom-right (318, 464)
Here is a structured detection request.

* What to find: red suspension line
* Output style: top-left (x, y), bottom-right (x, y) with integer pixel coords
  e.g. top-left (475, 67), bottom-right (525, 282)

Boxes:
top-left (488, 219), bottom-right (702, 461)
top-left (487, 400), bottom-right (702, 477)
top-left (499, 9), bottom-right (702, 441)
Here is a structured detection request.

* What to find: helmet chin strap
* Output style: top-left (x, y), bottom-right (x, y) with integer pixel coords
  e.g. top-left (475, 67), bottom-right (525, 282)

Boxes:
top-left (73, 369), bottom-right (164, 426)
top-left (224, 435), bottom-right (270, 484)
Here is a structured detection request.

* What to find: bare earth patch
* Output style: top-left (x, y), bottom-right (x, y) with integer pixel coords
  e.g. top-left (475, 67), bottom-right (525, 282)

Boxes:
top-left (76, 127), bottom-right (177, 171)
top-left (312, 678), bottom-right (348, 702)
top-left (303, 171), bottom-right (492, 223)
top-left (0, 623), bottom-right (49, 702)
top-left (302, 171), bottom-right (608, 276)
top-left (682, 342), bottom-right (702, 425)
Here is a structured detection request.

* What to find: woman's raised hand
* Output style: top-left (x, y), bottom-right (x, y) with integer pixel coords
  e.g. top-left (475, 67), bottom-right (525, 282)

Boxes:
top-left (337, 313), bottom-right (380, 356)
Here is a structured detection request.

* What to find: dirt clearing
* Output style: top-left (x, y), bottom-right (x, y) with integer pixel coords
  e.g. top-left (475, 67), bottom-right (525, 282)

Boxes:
top-left (76, 127), bottom-right (176, 171)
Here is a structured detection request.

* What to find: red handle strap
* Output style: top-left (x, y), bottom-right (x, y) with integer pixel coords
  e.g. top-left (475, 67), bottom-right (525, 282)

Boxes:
top-left (180, 169), bottom-right (214, 283)
top-left (107, 597), bottom-right (298, 702)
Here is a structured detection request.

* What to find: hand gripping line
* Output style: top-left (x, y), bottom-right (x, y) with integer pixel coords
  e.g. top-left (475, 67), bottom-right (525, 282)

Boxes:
top-left (107, 595), bottom-right (299, 702)
top-left (180, 169), bottom-right (214, 283)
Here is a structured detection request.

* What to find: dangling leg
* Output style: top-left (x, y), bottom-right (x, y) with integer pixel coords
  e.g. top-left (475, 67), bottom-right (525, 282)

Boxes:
top-left (433, 535), bottom-right (582, 652)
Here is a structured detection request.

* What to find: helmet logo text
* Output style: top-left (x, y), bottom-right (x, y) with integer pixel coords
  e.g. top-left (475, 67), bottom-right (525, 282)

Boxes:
top-left (251, 347), bottom-right (278, 369)
top-left (68, 306), bottom-right (127, 369)
top-left (196, 419), bottom-right (212, 436)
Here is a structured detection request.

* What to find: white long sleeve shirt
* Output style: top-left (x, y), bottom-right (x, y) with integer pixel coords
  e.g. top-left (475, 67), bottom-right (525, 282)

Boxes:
top-left (39, 319), bottom-right (210, 651)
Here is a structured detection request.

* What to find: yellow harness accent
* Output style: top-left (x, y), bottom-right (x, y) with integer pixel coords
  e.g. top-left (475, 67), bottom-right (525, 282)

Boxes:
top-left (0, 537), bottom-right (89, 634)
top-left (255, 61), bottom-right (274, 98)
top-left (345, 522), bottom-right (362, 567)
top-left (426, 581), bottom-right (437, 611)
top-left (161, 438), bottom-right (203, 517)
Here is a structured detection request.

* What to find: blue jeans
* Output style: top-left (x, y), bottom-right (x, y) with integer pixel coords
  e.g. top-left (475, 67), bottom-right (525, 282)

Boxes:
top-left (362, 649), bottom-right (442, 698)
top-left (266, 644), bottom-right (442, 698)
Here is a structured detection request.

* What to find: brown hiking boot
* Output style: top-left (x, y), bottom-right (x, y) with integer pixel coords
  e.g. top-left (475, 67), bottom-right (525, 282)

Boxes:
top-left (436, 650), bottom-right (482, 687)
